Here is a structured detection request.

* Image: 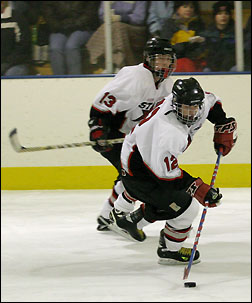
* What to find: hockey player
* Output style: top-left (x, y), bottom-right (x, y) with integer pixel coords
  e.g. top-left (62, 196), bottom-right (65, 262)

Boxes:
top-left (108, 77), bottom-right (237, 264)
top-left (88, 37), bottom-right (177, 231)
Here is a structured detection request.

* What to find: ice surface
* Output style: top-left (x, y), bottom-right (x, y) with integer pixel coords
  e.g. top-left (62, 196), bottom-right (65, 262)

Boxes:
top-left (1, 188), bottom-right (251, 302)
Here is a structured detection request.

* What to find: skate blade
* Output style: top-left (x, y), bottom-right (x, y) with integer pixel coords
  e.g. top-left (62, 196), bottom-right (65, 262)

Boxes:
top-left (158, 258), bottom-right (201, 265)
top-left (97, 216), bottom-right (111, 230)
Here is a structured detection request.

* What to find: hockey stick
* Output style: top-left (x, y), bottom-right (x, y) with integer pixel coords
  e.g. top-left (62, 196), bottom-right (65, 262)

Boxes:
top-left (183, 146), bottom-right (223, 280)
top-left (9, 128), bottom-right (124, 153)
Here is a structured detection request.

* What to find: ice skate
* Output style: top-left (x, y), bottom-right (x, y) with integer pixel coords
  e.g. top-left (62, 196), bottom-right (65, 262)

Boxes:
top-left (96, 198), bottom-right (115, 231)
top-left (157, 229), bottom-right (200, 265)
top-left (97, 215), bottom-right (111, 231)
top-left (109, 208), bottom-right (146, 242)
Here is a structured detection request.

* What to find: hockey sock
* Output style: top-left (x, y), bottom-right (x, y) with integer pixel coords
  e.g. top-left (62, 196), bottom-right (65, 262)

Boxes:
top-left (114, 190), bottom-right (136, 213)
top-left (100, 181), bottom-right (125, 219)
top-left (100, 199), bottom-right (114, 219)
top-left (163, 223), bottom-right (192, 251)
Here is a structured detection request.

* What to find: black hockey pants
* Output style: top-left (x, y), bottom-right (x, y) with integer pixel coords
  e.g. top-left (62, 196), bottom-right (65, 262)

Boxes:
top-left (101, 143), bottom-right (123, 185)
top-left (121, 171), bottom-right (193, 220)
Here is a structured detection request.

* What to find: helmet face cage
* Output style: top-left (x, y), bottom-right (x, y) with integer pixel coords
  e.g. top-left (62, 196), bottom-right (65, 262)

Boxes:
top-left (172, 97), bottom-right (204, 127)
top-left (171, 78), bottom-right (205, 127)
top-left (143, 38), bottom-right (177, 79)
top-left (146, 53), bottom-right (177, 79)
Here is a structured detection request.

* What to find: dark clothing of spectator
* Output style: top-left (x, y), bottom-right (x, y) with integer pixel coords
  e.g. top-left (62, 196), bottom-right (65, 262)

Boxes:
top-left (1, 5), bottom-right (32, 75)
top-left (41, 1), bottom-right (100, 36)
top-left (40, 1), bottom-right (100, 75)
top-left (200, 20), bottom-right (236, 72)
top-left (11, 1), bottom-right (41, 25)
top-left (161, 15), bottom-right (205, 60)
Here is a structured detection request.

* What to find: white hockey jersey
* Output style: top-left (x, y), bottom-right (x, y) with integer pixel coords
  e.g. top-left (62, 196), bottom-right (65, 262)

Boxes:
top-left (121, 91), bottom-right (221, 181)
top-left (91, 63), bottom-right (174, 134)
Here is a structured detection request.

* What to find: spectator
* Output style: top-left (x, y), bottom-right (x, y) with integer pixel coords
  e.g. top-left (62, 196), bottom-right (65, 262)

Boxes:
top-left (86, 1), bottom-right (148, 73)
top-left (160, 1), bottom-right (206, 72)
top-left (10, 1), bottom-right (41, 25)
top-left (244, 15), bottom-right (251, 71)
top-left (1, 1), bottom-right (32, 76)
top-left (200, 1), bottom-right (236, 72)
top-left (11, 2), bottom-right (50, 66)
top-left (41, 1), bottom-right (100, 75)
top-left (147, 1), bottom-right (174, 38)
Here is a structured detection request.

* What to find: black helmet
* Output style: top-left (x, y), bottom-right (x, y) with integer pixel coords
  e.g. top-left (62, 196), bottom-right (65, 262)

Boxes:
top-left (143, 37), bottom-right (177, 79)
top-left (172, 78), bottom-right (205, 126)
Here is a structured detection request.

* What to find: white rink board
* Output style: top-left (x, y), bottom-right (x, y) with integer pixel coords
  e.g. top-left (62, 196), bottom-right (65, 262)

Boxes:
top-left (1, 74), bottom-right (251, 168)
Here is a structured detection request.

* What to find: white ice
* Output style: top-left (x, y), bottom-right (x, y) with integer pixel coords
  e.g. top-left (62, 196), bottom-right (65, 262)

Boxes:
top-left (1, 188), bottom-right (251, 302)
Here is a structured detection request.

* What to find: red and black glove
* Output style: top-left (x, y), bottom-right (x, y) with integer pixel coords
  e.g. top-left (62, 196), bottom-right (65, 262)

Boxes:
top-left (186, 178), bottom-right (222, 208)
top-left (88, 117), bottom-right (112, 153)
top-left (213, 117), bottom-right (237, 156)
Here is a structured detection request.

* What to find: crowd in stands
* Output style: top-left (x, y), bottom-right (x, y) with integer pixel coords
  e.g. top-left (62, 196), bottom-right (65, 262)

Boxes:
top-left (1, 1), bottom-right (251, 76)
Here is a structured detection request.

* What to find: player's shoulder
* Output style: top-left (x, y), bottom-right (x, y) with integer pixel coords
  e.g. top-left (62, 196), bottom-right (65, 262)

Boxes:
top-left (162, 76), bottom-right (174, 88)
top-left (158, 103), bottom-right (187, 137)
top-left (203, 91), bottom-right (221, 104)
top-left (157, 115), bottom-right (188, 155)
top-left (116, 63), bottom-right (152, 81)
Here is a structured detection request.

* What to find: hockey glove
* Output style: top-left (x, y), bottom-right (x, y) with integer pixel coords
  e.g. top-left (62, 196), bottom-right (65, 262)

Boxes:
top-left (186, 177), bottom-right (222, 207)
top-left (213, 117), bottom-right (237, 156)
top-left (88, 117), bottom-right (112, 153)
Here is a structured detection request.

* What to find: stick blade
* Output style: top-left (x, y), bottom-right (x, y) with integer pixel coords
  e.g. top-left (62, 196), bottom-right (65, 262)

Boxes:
top-left (9, 128), bottom-right (23, 152)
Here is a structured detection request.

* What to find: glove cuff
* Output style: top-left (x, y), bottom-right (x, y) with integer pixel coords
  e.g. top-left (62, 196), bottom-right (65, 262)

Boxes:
top-left (186, 178), bottom-right (211, 205)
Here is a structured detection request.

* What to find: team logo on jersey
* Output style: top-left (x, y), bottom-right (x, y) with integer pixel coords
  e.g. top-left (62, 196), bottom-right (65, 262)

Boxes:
top-left (132, 102), bottom-right (155, 122)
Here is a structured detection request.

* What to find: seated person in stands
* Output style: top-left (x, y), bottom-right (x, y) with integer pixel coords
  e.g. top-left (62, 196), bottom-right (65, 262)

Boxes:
top-left (86, 1), bottom-right (148, 73)
top-left (160, 1), bottom-right (206, 72)
top-left (200, 1), bottom-right (236, 72)
top-left (1, 1), bottom-right (32, 76)
top-left (41, 1), bottom-right (100, 75)
top-left (147, 1), bottom-right (174, 38)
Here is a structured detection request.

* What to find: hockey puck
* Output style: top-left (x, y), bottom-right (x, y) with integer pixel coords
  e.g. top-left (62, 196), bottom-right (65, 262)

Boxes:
top-left (184, 282), bottom-right (196, 288)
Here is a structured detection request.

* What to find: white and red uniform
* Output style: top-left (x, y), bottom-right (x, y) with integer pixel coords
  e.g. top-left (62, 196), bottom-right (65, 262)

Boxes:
top-left (117, 91), bottom-right (226, 251)
top-left (91, 63), bottom-right (174, 136)
top-left (121, 91), bottom-right (221, 180)
top-left (90, 63), bottom-right (175, 220)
